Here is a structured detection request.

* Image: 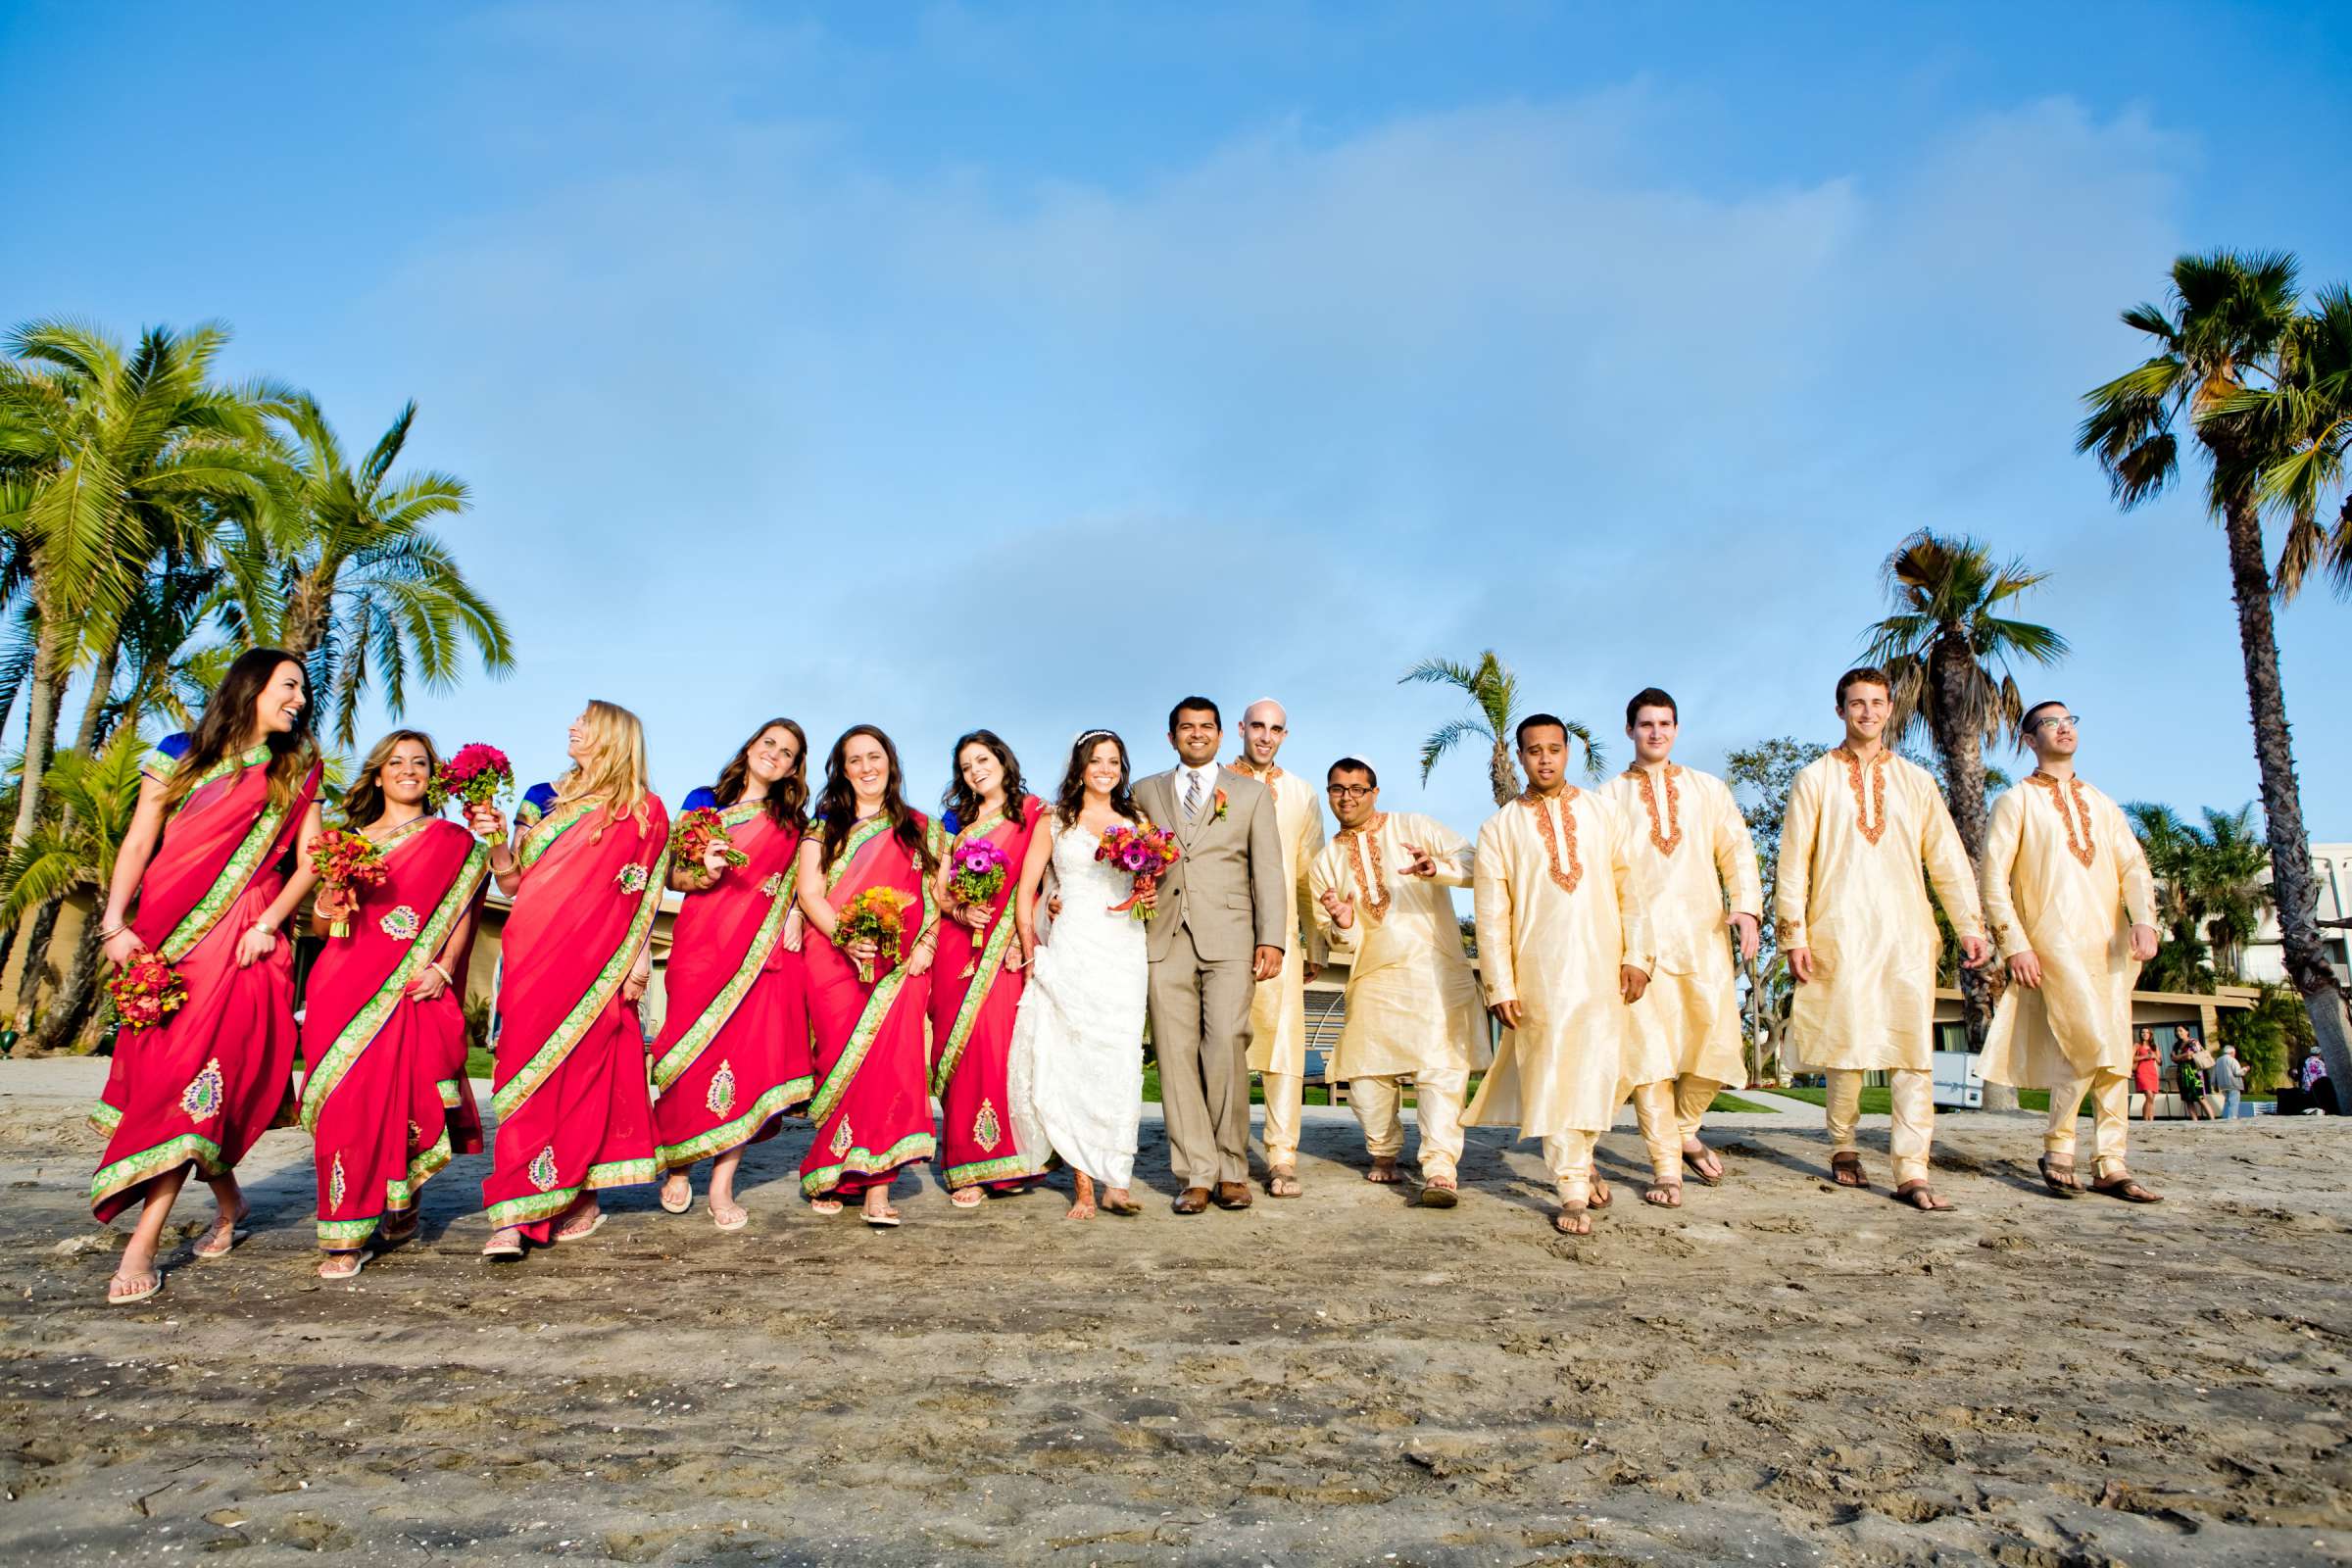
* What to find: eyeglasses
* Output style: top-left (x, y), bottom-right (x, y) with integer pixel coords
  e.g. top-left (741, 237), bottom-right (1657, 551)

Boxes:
top-left (1326, 784), bottom-right (1375, 799)
top-left (2028, 713), bottom-right (2082, 731)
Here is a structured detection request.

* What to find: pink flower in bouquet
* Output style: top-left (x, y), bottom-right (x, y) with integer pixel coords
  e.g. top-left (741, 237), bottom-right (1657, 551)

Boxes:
top-left (430, 743), bottom-right (514, 812)
top-left (1095, 823), bottom-right (1181, 920)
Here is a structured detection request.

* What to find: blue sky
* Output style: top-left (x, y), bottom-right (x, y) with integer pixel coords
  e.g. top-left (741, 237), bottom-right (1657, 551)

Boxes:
top-left (7, 0), bottom-right (2348, 841)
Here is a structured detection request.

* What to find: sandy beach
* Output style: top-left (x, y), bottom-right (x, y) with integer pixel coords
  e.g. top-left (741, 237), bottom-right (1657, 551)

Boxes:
top-left (2, 1058), bottom-right (2348, 1566)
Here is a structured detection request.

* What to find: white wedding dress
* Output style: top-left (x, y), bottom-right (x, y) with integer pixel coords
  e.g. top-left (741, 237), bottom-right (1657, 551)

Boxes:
top-left (1007, 820), bottom-right (1146, 1187)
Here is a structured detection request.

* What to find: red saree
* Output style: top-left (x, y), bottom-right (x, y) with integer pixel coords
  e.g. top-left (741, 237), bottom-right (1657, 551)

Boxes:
top-left (650, 800), bottom-right (810, 1171)
top-left (90, 743), bottom-right (321, 1223)
top-left (928, 799), bottom-right (1044, 1191)
top-left (801, 813), bottom-right (937, 1198)
top-left (298, 817), bottom-right (489, 1248)
top-left (482, 791), bottom-right (670, 1242)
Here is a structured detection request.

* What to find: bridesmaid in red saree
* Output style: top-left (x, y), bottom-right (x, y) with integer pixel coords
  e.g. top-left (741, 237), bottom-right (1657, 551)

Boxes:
top-left (300, 731), bottom-right (490, 1279)
top-left (793, 725), bottom-right (940, 1226)
top-left (930, 731), bottom-right (1046, 1206)
top-left (468, 701), bottom-right (669, 1258)
top-left (650, 717), bottom-right (813, 1231)
top-left (91, 649), bottom-right (325, 1305)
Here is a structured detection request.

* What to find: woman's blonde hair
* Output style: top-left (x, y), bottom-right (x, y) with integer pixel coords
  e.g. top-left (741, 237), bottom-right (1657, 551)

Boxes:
top-left (556, 699), bottom-right (653, 839)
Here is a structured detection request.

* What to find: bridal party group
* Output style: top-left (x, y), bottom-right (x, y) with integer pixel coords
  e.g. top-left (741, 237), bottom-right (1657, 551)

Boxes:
top-left (85, 645), bottom-right (2168, 1305)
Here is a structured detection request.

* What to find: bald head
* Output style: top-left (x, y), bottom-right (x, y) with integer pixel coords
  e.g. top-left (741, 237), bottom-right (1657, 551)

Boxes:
top-left (1240, 698), bottom-right (1289, 767)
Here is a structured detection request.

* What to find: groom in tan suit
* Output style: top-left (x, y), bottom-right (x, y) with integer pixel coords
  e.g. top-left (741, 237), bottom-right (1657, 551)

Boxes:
top-left (1136, 697), bottom-right (1290, 1213)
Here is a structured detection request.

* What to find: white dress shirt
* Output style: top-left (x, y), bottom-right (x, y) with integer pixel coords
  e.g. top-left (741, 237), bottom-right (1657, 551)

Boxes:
top-left (1177, 762), bottom-right (1218, 821)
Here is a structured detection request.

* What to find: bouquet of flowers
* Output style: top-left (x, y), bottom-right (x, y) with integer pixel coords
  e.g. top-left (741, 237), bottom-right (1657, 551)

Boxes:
top-left (671, 807), bottom-right (749, 877)
top-left (307, 828), bottom-right (388, 938)
top-left (834, 887), bottom-right (915, 985)
top-left (948, 837), bottom-right (1011, 976)
top-left (105, 952), bottom-right (187, 1032)
top-left (1096, 823), bottom-right (1182, 920)
top-left (429, 742), bottom-right (514, 813)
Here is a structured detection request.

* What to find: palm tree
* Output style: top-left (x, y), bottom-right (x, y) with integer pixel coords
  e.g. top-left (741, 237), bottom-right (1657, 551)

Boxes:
top-left (1401, 650), bottom-right (1602, 806)
top-left (0, 319), bottom-right (279, 854)
top-left (2126, 801), bottom-right (2273, 987)
top-left (0, 729), bottom-right (148, 1052)
top-left (1861, 531), bottom-right (2065, 1092)
top-left (2230, 283), bottom-right (2352, 599)
top-left (2079, 249), bottom-right (2352, 1107)
top-left (263, 396), bottom-right (511, 747)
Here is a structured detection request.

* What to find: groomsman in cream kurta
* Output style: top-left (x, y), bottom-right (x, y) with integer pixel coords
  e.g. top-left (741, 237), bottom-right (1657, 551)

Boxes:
top-left (1306, 757), bottom-right (1491, 1207)
top-left (1465, 714), bottom-right (1656, 1236)
top-left (1777, 665), bottom-right (1989, 1213)
top-left (1232, 699), bottom-right (1328, 1199)
top-left (1981, 701), bottom-right (2164, 1204)
top-left (1599, 688), bottom-right (1763, 1203)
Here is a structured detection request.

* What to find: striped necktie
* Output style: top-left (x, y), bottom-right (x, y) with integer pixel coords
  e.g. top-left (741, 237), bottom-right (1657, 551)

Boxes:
top-left (1183, 771), bottom-right (1203, 821)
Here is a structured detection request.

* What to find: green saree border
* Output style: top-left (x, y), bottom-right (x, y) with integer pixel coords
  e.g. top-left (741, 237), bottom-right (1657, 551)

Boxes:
top-left (822, 815), bottom-right (896, 893)
top-left (159, 778), bottom-right (296, 963)
top-left (514, 796), bottom-right (597, 871)
top-left (799, 1131), bottom-right (937, 1197)
top-left (90, 1131), bottom-right (226, 1208)
top-left (490, 845), bottom-right (670, 1119)
top-left (314, 1125), bottom-right (455, 1248)
top-left (943, 1152), bottom-right (1041, 1190)
top-left (807, 967), bottom-right (907, 1127)
top-left (481, 1155), bottom-right (658, 1231)
top-left (300, 841), bottom-right (491, 1132)
top-left (87, 1101), bottom-right (123, 1136)
top-left (655, 1081), bottom-right (796, 1170)
top-left (650, 858), bottom-right (800, 1091)
top-left (931, 899), bottom-right (1018, 1096)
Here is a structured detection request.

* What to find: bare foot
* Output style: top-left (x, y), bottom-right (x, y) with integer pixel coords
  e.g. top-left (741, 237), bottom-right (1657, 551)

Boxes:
top-left (1101, 1187), bottom-right (1141, 1215)
top-left (1068, 1171), bottom-right (1098, 1219)
top-left (1365, 1158), bottom-right (1401, 1185)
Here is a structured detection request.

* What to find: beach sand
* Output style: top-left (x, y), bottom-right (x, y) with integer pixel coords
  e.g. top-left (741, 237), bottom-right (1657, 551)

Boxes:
top-left (3, 1059), bottom-right (2348, 1565)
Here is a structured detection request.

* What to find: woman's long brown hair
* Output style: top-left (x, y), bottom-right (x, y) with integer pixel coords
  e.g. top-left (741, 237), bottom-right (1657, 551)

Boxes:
top-left (712, 717), bottom-right (810, 830)
top-left (813, 724), bottom-right (934, 872)
top-left (161, 647), bottom-right (319, 817)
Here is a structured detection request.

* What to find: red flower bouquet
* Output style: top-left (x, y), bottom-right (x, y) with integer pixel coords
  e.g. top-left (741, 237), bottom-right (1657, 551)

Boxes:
top-left (671, 807), bottom-right (749, 877)
top-left (307, 828), bottom-right (388, 938)
top-left (430, 742), bottom-right (514, 812)
top-left (835, 886), bottom-right (915, 985)
top-left (1096, 823), bottom-right (1182, 920)
top-left (106, 952), bottom-right (187, 1031)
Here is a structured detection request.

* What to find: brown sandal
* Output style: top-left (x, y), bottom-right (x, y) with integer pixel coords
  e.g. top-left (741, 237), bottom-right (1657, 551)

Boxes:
top-left (1893, 1180), bottom-right (1956, 1212)
top-left (2090, 1176), bottom-right (2163, 1203)
top-left (1643, 1182), bottom-right (1683, 1208)
top-left (1588, 1177), bottom-right (1613, 1211)
top-left (1830, 1152), bottom-right (1870, 1190)
top-left (1552, 1203), bottom-right (1592, 1236)
top-left (2036, 1154), bottom-right (2082, 1199)
top-left (1683, 1142), bottom-right (1725, 1186)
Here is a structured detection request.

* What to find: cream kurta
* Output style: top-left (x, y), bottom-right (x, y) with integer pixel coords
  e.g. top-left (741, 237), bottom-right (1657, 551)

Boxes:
top-left (1598, 763), bottom-right (1762, 1088)
top-left (1241, 764), bottom-right (1328, 1075)
top-left (1464, 789), bottom-right (1660, 1140)
top-left (1307, 811), bottom-right (1491, 1080)
top-left (1978, 772), bottom-right (2156, 1088)
top-left (1776, 749), bottom-right (1984, 1072)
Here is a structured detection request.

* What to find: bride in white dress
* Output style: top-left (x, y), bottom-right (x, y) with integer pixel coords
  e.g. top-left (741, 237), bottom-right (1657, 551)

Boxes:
top-left (1005, 730), bottom-right (1150, 1219)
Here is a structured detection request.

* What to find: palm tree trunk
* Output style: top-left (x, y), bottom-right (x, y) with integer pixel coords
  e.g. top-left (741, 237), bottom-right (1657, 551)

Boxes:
top-left (280, 571), bottom-right (332, 661)
top-left (1487, 739), bottom-right (1519, 808)
top-left (2217, 495), bottom-right (2352, 1109)
top-left (12, 898), bottom-right (61, 1024)
top-left (1926, 642), bottom-right (2011, 1108)
top-left (8, 610), bottom-right (67, 855)
top-left (27, 908), bottom-right (103, 1055)
top-left (72, 637), bottom-right (121, 754)
top-left (8, 634), bottom-right (130, 1023)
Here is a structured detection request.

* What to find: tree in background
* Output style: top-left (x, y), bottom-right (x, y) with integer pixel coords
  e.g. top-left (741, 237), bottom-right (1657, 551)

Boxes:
top-left (0, 729), bottom-right (148, 1052)
top-left (2080, 249), bottom-right (2352, 1107)
top-left (2126, 801), bottom-right (2273, 991)
top-left (1726, 736), bottom-right (1827, 1081)
top-left (1401, 649), bottom-right (1603, 804)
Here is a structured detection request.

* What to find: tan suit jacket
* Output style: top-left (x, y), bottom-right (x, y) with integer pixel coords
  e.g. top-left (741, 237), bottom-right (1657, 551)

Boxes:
top-left (1132, 766), bottom-right (1290, 963)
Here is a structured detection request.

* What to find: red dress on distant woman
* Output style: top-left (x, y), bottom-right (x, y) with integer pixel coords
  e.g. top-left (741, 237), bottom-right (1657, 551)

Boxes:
top-left (471, 700), bottom-right (668, 1258)
top-left (91, 648), bottom-right (325, 1306)
top-left (795, 724), bottom-right (940, 1226)
top-left (650, 718), bottom-right (815, 1231)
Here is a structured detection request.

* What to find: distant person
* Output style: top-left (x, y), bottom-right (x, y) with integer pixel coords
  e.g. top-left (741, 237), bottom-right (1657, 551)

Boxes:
top-left (2172, 1037), bottom-right (2210, 1121)
top-left (2208, 1043), bottom-right (2245, 1121)
top-left (2132, 1030), bottom-right (2161, 1121)
top-left (1976, 701), bottom-right (2161, 1201)
top-left (2300, 1046), bottom-right (2335, 1115)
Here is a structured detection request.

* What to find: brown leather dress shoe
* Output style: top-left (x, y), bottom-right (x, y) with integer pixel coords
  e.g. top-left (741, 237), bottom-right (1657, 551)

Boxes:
top-left (1173, 1187), bottom-right (1210, 1214)
top-left (1212, 1181), bottom-right (1252, 1210)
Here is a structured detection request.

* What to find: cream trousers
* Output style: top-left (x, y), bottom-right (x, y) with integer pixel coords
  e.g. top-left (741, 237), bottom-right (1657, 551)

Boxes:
top-left (1628, 1078), bottom-right (1683, 1183)
top-left (1349, 1068), bottom-right (1468, 1176)
top-left (1262, 1071), bottom-right (1303, 1170)
top-left (1827, 1066), bottom-right (1935, 1187)
top-left (2044, 1063), bottom-right (2131, 1181)
top-left (1675, 1074), bottom-right (1720, 1143)
top-left (1543, 1129), bottom-right (1600, 1206)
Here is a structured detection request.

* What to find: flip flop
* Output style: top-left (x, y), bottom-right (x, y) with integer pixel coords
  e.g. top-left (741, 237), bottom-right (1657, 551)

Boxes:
top-left (949, 1188), bottom-right (984, 1209)
top-left (862, 1208), bottom-right (902, 1229)
top-left (2036, 1154), bottom-right (2082, 1199)
top-left (107, 1268), bottom-right (163, 1306)
top-left (2090, 1176), bottom-right (2163, 1203)
top-left (1552, 1203), bottom-right (1592, 1236)
top-left (708, 1204), bottom-right (750, 1233)
top-left (1418, 1180), bottom-right (1459, 1209)
top-left (1683, 1144), bottom-right (1725, 1186)
top-left (192, 1225), bottom-right (251, 1260)
top-left (808, 1198), bottom-right (844, 1216)
top-left (659, 1180), bottom-right (694, 1215)
top-left (1830, 1152), bottom-right (1870, 1191)
top-left (554, 1211), bottom-right (607, 1244)
top-left (1893, 1181), bottom-right (1957, 1213)
top-left (318, 1251), bottom-right (367, 1282)
top-left (1588, 1178), bottom-right (1613, 1211)
top-left (1643, 1183), bottom-right (1683, 1209)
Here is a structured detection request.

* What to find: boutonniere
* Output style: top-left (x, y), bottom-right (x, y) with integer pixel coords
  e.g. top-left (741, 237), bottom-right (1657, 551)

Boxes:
top-left (615, 863), bottom-right (650, 896)
top-left (1213, 787), bottom-right (1229, 822)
